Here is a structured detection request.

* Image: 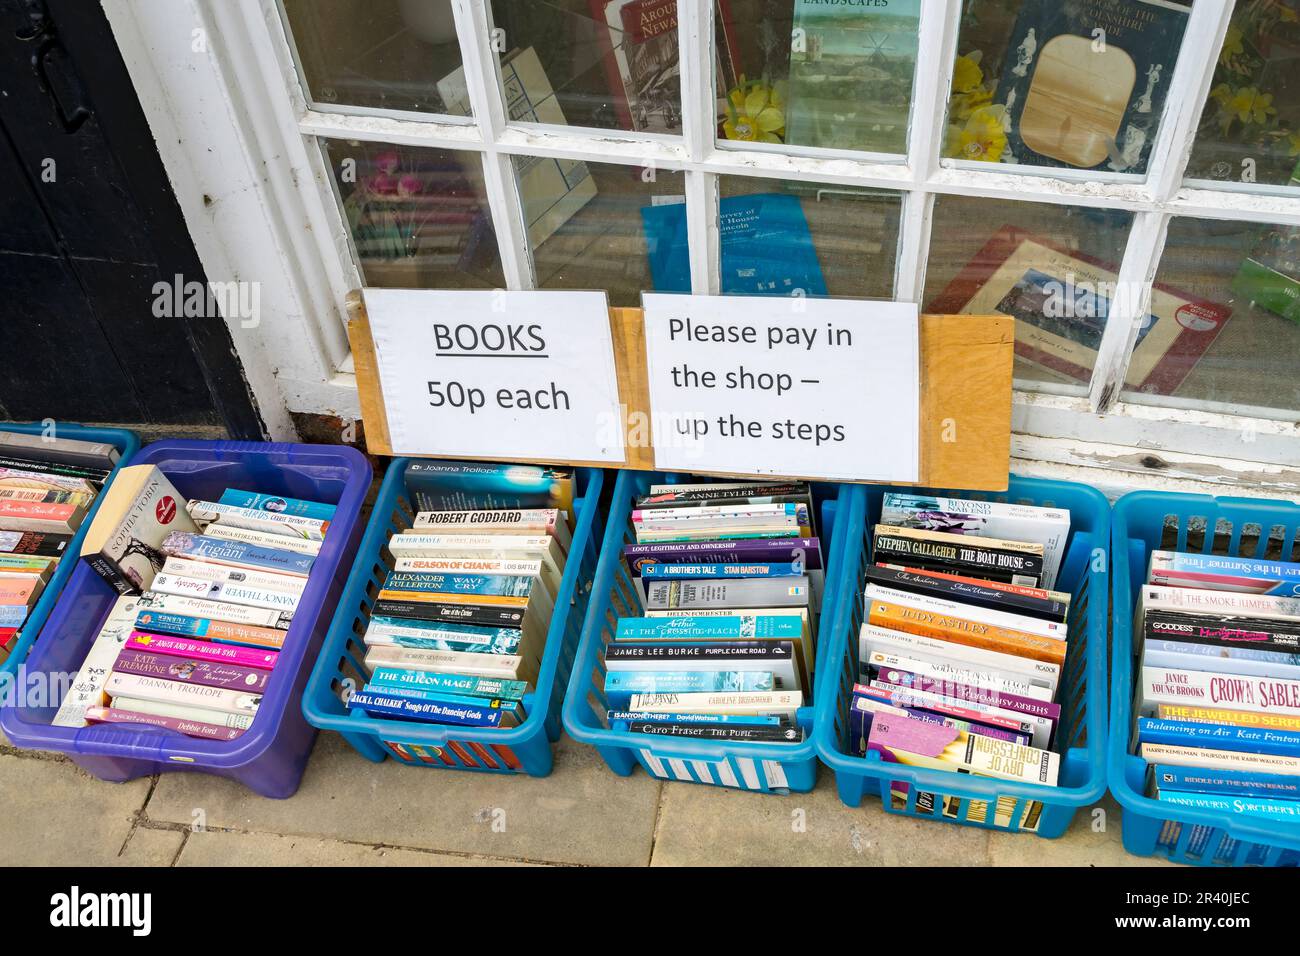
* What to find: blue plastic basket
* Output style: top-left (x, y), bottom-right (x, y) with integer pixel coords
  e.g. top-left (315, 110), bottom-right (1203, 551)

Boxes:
top-left (0, 422), bottom-right (139, 681)
top-left (302, 461), bottom-right (604, 777)
top-left (0, 440), bottom-right (371, 798)
top-left (813, 476), bottom-right (1110, 837)
top-left (561, 470), bottom-right (860, 794)
top-left (1110, 490), bottom-right (1300, 866)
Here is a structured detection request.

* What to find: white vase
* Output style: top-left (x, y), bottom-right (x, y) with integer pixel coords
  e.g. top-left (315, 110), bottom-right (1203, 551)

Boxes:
top-left (397, 0), bottom-right (459, 44)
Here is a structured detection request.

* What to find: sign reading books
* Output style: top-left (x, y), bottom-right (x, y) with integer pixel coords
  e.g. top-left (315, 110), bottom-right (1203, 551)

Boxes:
top-left (365, 289), bottom-right (625, 464)
top-left (641, 293), bottom-right (920, 482)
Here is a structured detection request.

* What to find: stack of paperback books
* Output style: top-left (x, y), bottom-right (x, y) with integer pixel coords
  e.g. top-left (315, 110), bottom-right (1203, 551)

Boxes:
top-left (606, 480), bottom-right (823, 745)
top-left (0, 430), bottom-right (120, 661)
top-left (1132, 550), bottom-right (1300, 842)
top-left (344, 460), bottom-right (574, 737)
top-left (53, 481), bottom-right (334, 741)
top-left (854, 494), bottom-right (1072, 829)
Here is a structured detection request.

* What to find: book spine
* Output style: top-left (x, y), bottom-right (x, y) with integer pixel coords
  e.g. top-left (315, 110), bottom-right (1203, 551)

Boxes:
top-left (86, 553), bottom-right (132, 596)
top-left (640, 562), bottom-right (802, 580)
top-left (622, 537), bottom-right (822, 572)
top-left (1142, 584), bottom-right (1300, 620)
top-left (604, 669), bottom-right (775, 696)
top-left (1142, 666), bottom-right (1300, 718)
top-left (369, 597), bottom-right (526, 629)
top-left (51, 597), bottom-right (140, 727)
top-left (203, 522), bottom-right (322, 555)
top-left (380, 571), bottom-right (536, 598)
top-left (642, 576), bottom-right (809, 611)
top-left (614, 614), bottom-right (800, 641)
top-left (411, 508), bottom-right (558, 533)
top-left (150, 574), bottom-right (301, 614)
top-left (363, 644), bottom-right (523, 678)
top-left (606, 709), bottom-right (781, 726)
top-left (105, 672), bottom-right (261, 715)
top-left (368, 667), bottom-right (527, 700)
top-left (0, 605), bottom-right (30, 628)
top-left (347, 691), bottom-right (505, 727)
top-left (0, 454), bottom-right (109, 482)
top-left (1137, 717), bottom-right (1300, 757)
top-left (0, 431), bottom-right (117, 468)
top-left (868, 582), bottom-right (1067, 639)
top-left (867, 666), bottom-right (1061, 720)
top-left (83, 705), bottom-right (246, 741)
top-left (216, 489), bottom-right (335, 520)
top-left (187, 500), bottom-right (328, 541)
top-left (135, 591), bottom-right (291, 628)
top-left (627, 690), bottom-right (801, 715)
top-left (1150, 550), bottom-right (1300, 595)
top-left (863, 646), bottom-right (1054, 700)
top-left (1155, 790), bottom-right (1300, 823)
top-left (160, 532), bottom-right (315, 577)
top-left (364, 618), bottom-right (522, 654)
top-left (626, 721), bottom-right (799, 743)
top-left (112, 648), bottom-right (271, 691)
top-left (126, 632), bottom-right (278, 670)
top-left (390, 557), bottom-right (544, 578)
top-left (868, 599), bottom-right (1066, 666)
top-left (1143, 640), bottom-right (1300, 680)
top-left (0, 500), bottom-right (80, 532)
top-left (107, 695), bottom-right (257, 729)
top-left (1156, 703), bottom-right (1300, 733)
top-left (867, 565), bottom-right (1068, 621)
top-left (132, 611), bottom-right (285, 650)
top-left (0, 530), bottom-right (70, 557)
top-left (158, 557), bottom-right (307, 595)
top-left (1152, 763), bottom-right (1300, 800)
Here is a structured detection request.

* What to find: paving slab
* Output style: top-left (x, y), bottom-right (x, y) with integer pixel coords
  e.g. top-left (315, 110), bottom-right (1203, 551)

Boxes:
top-left (146, 732), bottom-right (660, 866)
top-left (176, 830), bottom-right (540, 866)
top-left (0, 754), bottom-right (153, 865)
top-left (987, 794), bottom-right (1179, 867)
top-left (651, 773), bottom-right (992, 866)
top-left (118, 827), bottom-right (186, 866)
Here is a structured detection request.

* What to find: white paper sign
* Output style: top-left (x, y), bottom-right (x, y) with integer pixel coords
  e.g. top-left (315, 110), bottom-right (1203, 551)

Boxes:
top-left (642, 293), bottom-right (919, 482)
top-left (367, 289), bottom-right (625, 463)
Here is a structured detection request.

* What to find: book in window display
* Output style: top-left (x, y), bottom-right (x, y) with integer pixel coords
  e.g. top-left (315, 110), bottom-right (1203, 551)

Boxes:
top-left (991, 0), bottom-right (1189, 172)
top-left (783, 0), bottom-right (921, 153)
top-left (927, 225), bottom-right (1230, 396)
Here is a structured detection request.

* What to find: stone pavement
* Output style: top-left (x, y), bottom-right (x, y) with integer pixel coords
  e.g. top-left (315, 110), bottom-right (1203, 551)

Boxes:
top-left (0, 729), bottom-right (1174, 867)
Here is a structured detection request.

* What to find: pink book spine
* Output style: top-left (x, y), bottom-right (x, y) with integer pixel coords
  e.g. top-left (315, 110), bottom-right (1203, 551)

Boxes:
top-left (84, 705), bottom-right (246, 741)
top-left (126, 632), bottom-right (278, 670)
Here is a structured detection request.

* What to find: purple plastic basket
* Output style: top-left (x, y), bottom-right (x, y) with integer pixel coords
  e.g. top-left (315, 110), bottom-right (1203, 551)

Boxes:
top-left (0, 440), bottom-right (371, 798)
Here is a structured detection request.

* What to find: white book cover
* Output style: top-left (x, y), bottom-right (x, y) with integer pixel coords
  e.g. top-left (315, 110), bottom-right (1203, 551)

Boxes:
top-left (52, 596), bottom-right (139, 727)
top-left (1139, 742), bottom-right (1300, 776)
top-left (860, 623), bottom-right (1061, 689)
top-left (866, 649), bottom-right (1055, 702)
top-left (1141, 666), bottom-right (1300, 718)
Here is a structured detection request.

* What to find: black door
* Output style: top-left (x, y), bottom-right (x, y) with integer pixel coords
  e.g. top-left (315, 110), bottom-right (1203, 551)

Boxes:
top-left (0, 0), bottom-right (263, 438)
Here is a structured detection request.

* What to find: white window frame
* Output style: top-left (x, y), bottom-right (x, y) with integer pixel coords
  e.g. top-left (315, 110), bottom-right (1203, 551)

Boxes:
top-left (105, 0), bottom-right (1300, 495)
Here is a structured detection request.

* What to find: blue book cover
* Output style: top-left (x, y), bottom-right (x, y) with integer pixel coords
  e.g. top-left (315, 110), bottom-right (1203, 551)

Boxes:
top-left (614, 614), bottom-right (802, 642)
top-left (346, 690), bottom-right (505, 727)
top-left (993, 0), bottom-right (1189, 173)
top-left (368, 667), bottom-right (528, 701)
top-left (218, 489), bottom-right (336, 520)
top-left (381, 570), bottom-right (537, 598)
top-left (1152, 764), bottom-right (1300, 800)
top-left (640, 562), bottom-right (803, 581)
top-left (641, 193), bottom-right (827, 297)
top-left (1156, 790), bottom-right (1300, 824)
top-left (604, 670), bottom-right (775, 709)
top-left (605, 710), bottom-right (780, 727)
top-left (360, 683), bottom-right (525, 721)
top-left (367, 616), bottom-right (521, 654)
top-left (1151, 550), bottom-right (1300, 597)
top-left (1137, 717), bottom-right (1300, 757)
top-left (0, 605), bottom-right (28, 629)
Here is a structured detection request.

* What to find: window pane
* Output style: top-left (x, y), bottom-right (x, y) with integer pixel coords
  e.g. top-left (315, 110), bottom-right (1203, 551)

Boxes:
top-left (716, 177), bottom-right (901, 298)
top-left (516, 158), bottom-right (683, 306)
top-left (923, 196), bottom-right (1134, 391)
top-left (1184, 1), bottom-right (1300, 190)
top-left (281, 0), bottom-right (468, 115)
top-left (1135, 218), bottom-right (1300, 412)
top-left (323, 140), bottom-right (503, 289)
top-left (943, 0), bottom-right (1191, 175)
top-left (489, 1), bottom-right (683, 134)
top-left (715, 0), bottom-right (918, 154)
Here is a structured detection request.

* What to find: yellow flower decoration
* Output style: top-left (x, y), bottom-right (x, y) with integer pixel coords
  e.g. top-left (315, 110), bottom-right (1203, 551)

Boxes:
top-left (1288, 130), bottom-right (1300, 158)
top-left (1219, 24), bottom-right (1244, 66)
top-left (952, 54), bottom-right (984, 95)
top-left (957, 106), bottom-right (1006, 163)
top-left (723, 81), bottom-right (785, 143)
top-left (1227, 86), bottom-right (1276, 126)
top-left (951, 85), bottom-right (993, 122)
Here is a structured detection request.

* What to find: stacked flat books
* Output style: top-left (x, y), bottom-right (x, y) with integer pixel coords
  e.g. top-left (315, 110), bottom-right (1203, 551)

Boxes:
top-left (345, 460), bottom-right (574, 746)
top-left (854, 493), bottom-right (1072, 830)
top-left (54, 484), bottom-right (335, 741)
top-left (1132, 550), bottom-right (1300, 854)
top-left (606, 480), bottom-right (823, 746)
top-left (0, 430), bottom-right (119, 660)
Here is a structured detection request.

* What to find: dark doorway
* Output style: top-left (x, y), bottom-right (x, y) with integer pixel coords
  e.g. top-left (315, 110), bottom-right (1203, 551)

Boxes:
top-left (0, 0), bottom-right (264, 438)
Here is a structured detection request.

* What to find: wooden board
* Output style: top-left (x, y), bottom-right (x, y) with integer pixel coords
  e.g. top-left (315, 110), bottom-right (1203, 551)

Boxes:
top-left (347, 293), bottom-right (1014, 490)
